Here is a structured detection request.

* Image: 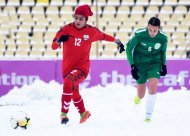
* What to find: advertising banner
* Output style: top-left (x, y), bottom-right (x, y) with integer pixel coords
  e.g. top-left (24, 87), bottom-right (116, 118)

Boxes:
top-left (0, 60), bottom-right (56, 96)
top-left (87, 60), bottom-right (190, 92)
top-left (0, 60), bottom-right (189, 96)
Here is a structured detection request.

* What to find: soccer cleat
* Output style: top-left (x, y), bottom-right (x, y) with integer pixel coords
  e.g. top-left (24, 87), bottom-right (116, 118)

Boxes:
top-left (79, 111), bottom-right (91, 124)
top-left (144, 118), bottom-right (151, 123)
top-left (60, 112), bottom-right (69, 124)
top-left (61, 117), bottom-right (69, 124)
top-left (145, 113), bottom-right (152, 123)
top-left (134, 95), bottom-right (141, 105)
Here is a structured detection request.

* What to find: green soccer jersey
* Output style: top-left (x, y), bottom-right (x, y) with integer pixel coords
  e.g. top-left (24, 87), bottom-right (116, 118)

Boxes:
top-left (126, 28), bottom-right (168, 66)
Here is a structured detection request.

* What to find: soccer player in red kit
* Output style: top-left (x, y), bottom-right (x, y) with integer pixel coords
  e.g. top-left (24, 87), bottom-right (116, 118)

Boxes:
top-left (51, 4), bottom-right (125, 124)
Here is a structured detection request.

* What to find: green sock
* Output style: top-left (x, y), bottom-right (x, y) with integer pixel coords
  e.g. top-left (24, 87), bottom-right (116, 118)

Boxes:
top-left (61, 112), bottom-right (67, 116)
top-left (80, 111), bottom-right (86, 118)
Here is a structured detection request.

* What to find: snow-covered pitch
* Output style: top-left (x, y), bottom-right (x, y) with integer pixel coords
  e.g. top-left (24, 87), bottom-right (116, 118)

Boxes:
top-left (0, 80), bottom-right (189, 136)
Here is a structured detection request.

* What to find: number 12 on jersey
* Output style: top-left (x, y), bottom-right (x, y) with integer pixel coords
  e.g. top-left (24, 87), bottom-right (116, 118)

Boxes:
top-left (75, 38), bottom-right (81, 46)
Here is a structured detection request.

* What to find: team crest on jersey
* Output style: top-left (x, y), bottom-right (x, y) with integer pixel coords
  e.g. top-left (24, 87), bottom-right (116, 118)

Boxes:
top-left (154, 43), bottom-right (161, 49)
top-left (83, 35), bottom-right (89, 41)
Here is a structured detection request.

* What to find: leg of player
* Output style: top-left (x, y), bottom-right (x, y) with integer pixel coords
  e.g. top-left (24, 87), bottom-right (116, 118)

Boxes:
top-left (61, 69), bottom-right (90, 124)
top-left (72, 85), bottom-right (86, 115)
top-left (134, 84), bottom-right (146, 104)
top-left (60, 76), bottom-right (73, 124)
top-left (145, 78), bottom-right (159, 122)
top-left (72, 85), bottom-right (91, 124)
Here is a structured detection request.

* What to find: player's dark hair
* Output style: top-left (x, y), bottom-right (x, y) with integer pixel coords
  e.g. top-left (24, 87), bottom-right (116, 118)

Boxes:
top-left (148, 17), bottom-right (160, 27)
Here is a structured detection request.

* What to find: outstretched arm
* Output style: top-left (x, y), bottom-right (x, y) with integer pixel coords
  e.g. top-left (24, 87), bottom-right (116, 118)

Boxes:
top-left (102, 33), bottom-right (125, 53)
top-left (93, 28), bottom-right (125, 53)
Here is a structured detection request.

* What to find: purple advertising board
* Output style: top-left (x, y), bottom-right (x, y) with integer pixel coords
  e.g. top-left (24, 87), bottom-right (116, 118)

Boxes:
top-left (0, 60), bottom-right (190, 97)
top-left (0, 60), bottom-right (56, 96)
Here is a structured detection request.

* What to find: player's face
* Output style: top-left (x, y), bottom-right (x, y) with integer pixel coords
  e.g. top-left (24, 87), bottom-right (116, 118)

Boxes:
top-left (148, 24), bottom-right (160, 37)
top-left (73, 15), bottom-right (87, 29)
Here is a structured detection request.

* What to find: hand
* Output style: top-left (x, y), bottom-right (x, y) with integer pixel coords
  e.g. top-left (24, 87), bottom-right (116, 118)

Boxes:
top-left (160, 65), bottom-right (167, 76)
top-left (57, 35), bottom-right (69, 44)
top-left (131, 64), bottom-right (139, 80)
top-left (115, 39), bottom-right (125, 53)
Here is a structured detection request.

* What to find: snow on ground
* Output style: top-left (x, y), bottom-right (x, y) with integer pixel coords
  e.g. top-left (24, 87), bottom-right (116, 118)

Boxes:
top-left (0, 80), bottom-right (190, 136)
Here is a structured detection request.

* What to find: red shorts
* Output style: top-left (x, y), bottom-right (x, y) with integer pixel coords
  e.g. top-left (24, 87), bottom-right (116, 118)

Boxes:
top-left (63, 68), bottom-right (87, 91)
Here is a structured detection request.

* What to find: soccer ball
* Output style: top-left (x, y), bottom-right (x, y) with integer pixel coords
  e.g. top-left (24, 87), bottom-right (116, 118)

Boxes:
top-left (10, 111), bottom-right (30, 130)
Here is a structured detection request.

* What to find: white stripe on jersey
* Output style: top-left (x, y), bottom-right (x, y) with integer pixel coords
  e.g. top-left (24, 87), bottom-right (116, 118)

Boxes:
top-left (136, 28), bottom-right (146, 33)
top-left (159, 31), bottom-right (167, 37)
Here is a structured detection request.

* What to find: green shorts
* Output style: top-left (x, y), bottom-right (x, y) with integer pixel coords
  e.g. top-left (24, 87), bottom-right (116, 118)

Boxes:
top-left (136, 63), bottom-right (162, 84)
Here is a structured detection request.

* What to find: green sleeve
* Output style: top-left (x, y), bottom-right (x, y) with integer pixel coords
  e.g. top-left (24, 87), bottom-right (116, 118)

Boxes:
top-left (162, 52), bottom-right (166, 65)
top-left (126, 34), bottom-right (138, 65)
top-left (161, 38), bottom-right (168, 65)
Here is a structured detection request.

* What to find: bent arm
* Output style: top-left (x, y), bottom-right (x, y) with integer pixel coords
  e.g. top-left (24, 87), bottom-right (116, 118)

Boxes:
top-left (51, 26), bottom-right (67, 50)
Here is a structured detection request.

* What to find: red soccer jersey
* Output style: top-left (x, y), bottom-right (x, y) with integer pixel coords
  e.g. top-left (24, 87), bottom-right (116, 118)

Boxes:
top-left (52, 23), bottom-right (115, 77)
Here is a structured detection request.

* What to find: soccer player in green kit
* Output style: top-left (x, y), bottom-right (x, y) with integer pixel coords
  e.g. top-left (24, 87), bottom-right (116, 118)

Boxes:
top-left (126, 17), bottom-right (168, 122)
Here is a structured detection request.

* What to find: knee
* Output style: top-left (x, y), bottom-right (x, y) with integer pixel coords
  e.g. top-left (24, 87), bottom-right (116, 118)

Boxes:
top-left (72, 90), bottom-right (81, 100)
top-left (63, 76), bottom-right (74, 91)
top-left (139, 94), bottom-right (145, 99)
top-left (148, 78), bottom-right (159, 94)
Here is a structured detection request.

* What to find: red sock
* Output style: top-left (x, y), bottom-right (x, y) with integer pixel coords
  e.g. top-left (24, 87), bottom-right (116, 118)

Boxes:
top-left (73, 96), bottom-right (85, 114)
top-left (61, 92), bottom-right (72, 113)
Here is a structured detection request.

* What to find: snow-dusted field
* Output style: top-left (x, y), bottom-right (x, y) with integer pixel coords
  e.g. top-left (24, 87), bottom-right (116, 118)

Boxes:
top-left (0, 80), bottom-right (190, 136)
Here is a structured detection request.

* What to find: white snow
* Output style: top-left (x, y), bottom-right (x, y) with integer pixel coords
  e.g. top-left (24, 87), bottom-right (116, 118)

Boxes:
top-left (0, 79), bottom-right (190, 136)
